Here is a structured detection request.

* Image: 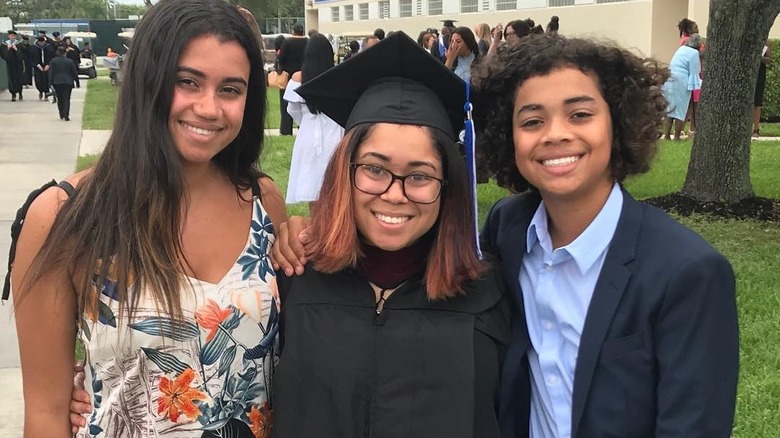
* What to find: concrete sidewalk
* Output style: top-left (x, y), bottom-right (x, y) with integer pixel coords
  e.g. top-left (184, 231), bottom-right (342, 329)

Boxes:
top-left (0, 86), bottom-right (84, 437)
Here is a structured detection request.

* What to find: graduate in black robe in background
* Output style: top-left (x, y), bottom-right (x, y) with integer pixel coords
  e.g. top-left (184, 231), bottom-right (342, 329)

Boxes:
top-left (19, 35), bottom-right (34, 86)
top-left (1, 31), bottom-right (25, 101)
top-left (31, 36), bottom-right (55, 100)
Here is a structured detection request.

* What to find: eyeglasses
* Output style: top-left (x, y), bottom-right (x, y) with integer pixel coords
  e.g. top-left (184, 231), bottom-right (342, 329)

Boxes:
top-left (350, 163), bottom-right (446, 204)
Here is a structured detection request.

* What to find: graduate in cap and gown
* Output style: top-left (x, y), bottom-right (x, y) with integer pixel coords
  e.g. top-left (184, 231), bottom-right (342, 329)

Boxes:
top-left (438, 19), bottom-right (457, 59)
top-left (272, 31), bottom-right (509, 438)
top-left (1, 30), bottom-right (25, 101)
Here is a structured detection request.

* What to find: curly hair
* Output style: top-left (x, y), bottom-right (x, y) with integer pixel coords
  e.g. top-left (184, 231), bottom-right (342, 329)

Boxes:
top-left (472, 35), bottom-right (669, 192)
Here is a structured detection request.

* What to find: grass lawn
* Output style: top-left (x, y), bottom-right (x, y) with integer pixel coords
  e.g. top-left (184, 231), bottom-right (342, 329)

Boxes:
top-left (78, 79), bottom-right (779, 435)
top-left (82, 79), bottom-right (118, 130)
top-left (757, 122), bottom-right (780, 137)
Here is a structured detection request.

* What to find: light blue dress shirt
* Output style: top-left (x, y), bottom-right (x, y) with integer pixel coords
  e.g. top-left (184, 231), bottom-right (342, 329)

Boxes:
top-left (453, 52), bottom-right (475, 82)
top-left (520, 184), bottom-right (623, 438)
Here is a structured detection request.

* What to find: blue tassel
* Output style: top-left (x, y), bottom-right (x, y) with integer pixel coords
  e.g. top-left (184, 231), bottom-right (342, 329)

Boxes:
top-left (464, 82), bottom-right (482, 259)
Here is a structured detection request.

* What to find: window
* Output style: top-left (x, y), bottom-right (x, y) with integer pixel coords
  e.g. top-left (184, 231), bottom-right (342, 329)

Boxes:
top-left (400, 0), bottom-right (412, 17)
top-left (344, 4), bottom-right (354, 20)
top-left (496, 0), bottom-right (516, 10)
top-left (359, 3), bottom-right (369, 20)
top-left (461, 0), bottom-right (478, 12)
top-left (379, 0), bottom-right (390, 18)
top-left (482, 0), bottom-right (491, 11)
top-left (428, 0), bottom-right (442, 15)
top-left (416, 0), bottom-right (423, 15)
top-left (331, 6), bottom-right (339, 21)
top-left (548, 0), bottom-right (575, 6)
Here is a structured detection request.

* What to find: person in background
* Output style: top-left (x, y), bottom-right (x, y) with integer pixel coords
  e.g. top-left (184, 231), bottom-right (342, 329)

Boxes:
top-left (678, 18), bottom-right (698, 46)
top-left (444, 26), bottom-right (480, 82)
top-left (48, 46), bottom-right (78, 120)
top-left (663, 34), bottom-right (703, 140)
top-left (753, 39), bottom-right (772, 137)
top-left (51, 31), bottom-right (64, 47)
top-left (474, 23), bottom-right (492, 57)
top-left (488, 20), bottom-right (531, 58)
top-left (373, 28), bottom-right (385, 40)
top-left (283, 33), bottom-right (344, 206)
top-left (343, 40), bottom-right (360, 61)
top-left (80, 42), bottom-right (94, 59)
top-left (364, 35), bottom-right (380, 50)
top-left (31, 35), bottom-right (54, 101)
top-left (20, 34), bottom-right (34, 87)
top-left (106, 47), bottom-right (118, 58)
top-left (277, 22), bottom-right (308, 135)
top-left (546, 15), bottom-right (559, 36)
top-left (1, 30), bottom-right (25, 101)
top-left (62, 36), bottom-right (81, 88)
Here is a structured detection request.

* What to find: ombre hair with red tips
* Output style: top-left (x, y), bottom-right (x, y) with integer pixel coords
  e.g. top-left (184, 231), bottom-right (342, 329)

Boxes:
top-left (308, 123), bottom-right (485, 299)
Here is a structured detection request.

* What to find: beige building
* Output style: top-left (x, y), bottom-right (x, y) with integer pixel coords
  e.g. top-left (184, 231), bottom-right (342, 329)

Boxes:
top-left (305, 0), bottom-right (780, 63)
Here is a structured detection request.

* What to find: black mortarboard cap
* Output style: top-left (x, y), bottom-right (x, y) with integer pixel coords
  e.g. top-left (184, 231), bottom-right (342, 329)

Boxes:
top-left (7, 30), bottom-right (16, 35)
top-left (441, 19), bottom-right (458, 27)
top-left (295, 31), bottom-right (466, 141)
top-left (52, 31), bottom-right (60, 37)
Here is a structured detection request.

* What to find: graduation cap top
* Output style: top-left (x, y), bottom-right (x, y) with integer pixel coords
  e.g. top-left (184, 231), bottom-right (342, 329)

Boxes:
top-left (7, 30), bottom-right (16, 35)
top-left (441, 20), bottom-right (458, 27)
top-left (295, 31), bottom-right (466, 141)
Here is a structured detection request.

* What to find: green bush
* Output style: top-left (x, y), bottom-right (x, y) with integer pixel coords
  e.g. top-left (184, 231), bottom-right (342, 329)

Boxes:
top-left (760, 39), bottom-right (780, 121)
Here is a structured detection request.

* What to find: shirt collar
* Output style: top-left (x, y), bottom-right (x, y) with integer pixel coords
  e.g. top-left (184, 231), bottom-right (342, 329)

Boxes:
top-left (526, 184), bottom-right (624, 274)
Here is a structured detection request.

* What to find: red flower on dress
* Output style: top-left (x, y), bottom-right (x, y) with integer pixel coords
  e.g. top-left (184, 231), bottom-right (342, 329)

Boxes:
top-left (157, 368), bottom-right (208, 423)
top-left (248, 402), bottom-right (273, 438)
top-left (195, 299), bottom-right (232, 342)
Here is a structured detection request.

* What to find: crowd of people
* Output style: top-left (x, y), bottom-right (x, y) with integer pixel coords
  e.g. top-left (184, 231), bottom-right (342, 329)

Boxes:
top-left (5, 1), bottom-right (740, 438)
top-left (1, 29), bottom-right (83, 120)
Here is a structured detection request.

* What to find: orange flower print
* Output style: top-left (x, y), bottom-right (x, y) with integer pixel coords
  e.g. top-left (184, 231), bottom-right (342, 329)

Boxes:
top-left (248, 402), bottom-right (273, 438)
top-left (195, 299), bottom-right (232, 342)
top-left (157, 368), bottom-right (208, 423)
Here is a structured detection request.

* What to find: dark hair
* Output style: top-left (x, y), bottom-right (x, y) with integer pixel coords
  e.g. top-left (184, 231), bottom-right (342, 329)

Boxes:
top-left (292, 23), bottom-right (304, 36)
top-left (524, 18), bottom-right (535, 28)
top-left (21, 0), bottom-right (267, 319)
top-left (348, 40), bottom-right (360, 53)
top-left (56, 46), bottom-right (66, 56)
top-left (506, 20), bottom-right (531, 39)
top-left (309, 123), bottom-right (484, 299)
top-left (547, 16), bottom-right (559, 32)
top-left (472, 35), bottom-right (668, 192)
top-left (417, 30), bottom-right (427, 46)
top-left (301, 33), bottom-right (334, 113)
top-left (452, 26), bottom-right (480, 58)
top-left (374, 28), bottom-right (385, 40)
top-left (273, 34), bottom-right (285, 51)
top-left (678, 18), bottom-right (695, 37)
top-left (532, 25), bottom-right (544, 34)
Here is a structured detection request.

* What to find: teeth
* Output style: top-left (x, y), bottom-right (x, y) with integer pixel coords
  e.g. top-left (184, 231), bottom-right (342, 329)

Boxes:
top-left (183, 122), bottom-right (218, 136)
top-left (542, 156), bottom-right (579, 167)
top-left (375, 213), bottom-right (410, 224)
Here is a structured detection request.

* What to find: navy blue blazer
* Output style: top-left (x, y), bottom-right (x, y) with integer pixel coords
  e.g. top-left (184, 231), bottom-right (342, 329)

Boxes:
top-left (481, 188), bottom-right (739, 438)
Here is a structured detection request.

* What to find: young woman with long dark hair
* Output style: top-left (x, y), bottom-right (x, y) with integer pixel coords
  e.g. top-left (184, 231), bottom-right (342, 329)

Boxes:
top-left (13, 1), bottom-right (285, 437)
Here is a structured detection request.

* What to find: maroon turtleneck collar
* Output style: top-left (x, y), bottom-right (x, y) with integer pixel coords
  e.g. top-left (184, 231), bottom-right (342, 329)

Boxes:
top-left (355, 234), bottom-right (433, 289)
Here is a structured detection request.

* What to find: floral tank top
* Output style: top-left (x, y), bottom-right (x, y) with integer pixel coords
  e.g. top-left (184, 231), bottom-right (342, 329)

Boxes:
top-left (76, 193), bottom-right (278, 438)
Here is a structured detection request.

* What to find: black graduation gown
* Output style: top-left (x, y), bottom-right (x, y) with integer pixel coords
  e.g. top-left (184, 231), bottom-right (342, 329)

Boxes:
top-left (20, 42), bottom-right (34, 85)
top-left (0, 43), bottom-right (25, 93)
top-left (273, 266), bottom-right (510, 438)
top-left (31, 42), bottom-right (55, 93)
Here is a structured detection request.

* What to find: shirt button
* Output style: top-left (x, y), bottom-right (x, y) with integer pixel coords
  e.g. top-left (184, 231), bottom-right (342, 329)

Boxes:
top-left (543, 264), bottom-right (553, 272)
top-left (543, 320), bottom-right (554, 330)
top-left (548, 374), bottom-right (558, 385)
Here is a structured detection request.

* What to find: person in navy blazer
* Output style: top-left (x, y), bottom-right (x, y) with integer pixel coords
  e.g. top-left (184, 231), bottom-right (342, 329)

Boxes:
top-left (473, 35), bottom-right (739, 438)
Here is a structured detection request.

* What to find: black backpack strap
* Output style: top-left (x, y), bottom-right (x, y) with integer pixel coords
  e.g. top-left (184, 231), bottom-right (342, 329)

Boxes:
top-left (2, 180), bottom-right (75, 302)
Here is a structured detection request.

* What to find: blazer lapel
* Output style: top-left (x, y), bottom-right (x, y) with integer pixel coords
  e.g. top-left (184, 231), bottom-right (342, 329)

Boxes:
top-left (570, 190), bottom-right (642, 438)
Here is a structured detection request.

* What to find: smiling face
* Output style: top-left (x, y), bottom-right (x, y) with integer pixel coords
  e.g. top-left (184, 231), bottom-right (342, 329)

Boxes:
top-left (352, 123), bottom-right (443, 251)
top-left (168, 34), bottom-right (250, 166)
top-left (512, 67), bottom-right (614, 207)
